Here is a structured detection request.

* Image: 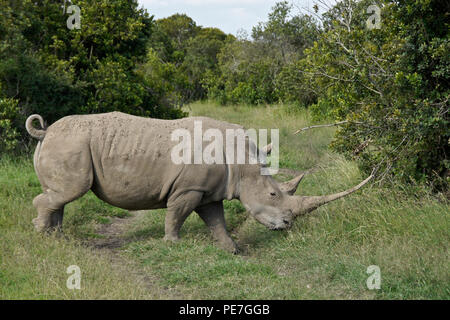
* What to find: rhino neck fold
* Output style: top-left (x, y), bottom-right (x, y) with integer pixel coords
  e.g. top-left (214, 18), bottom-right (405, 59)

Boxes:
top-left (225, 164), bottom-right (240, 200)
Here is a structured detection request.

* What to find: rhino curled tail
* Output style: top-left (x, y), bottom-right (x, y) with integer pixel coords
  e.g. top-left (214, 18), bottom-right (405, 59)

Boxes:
top-left (26, 114), bottom-right (47, 140)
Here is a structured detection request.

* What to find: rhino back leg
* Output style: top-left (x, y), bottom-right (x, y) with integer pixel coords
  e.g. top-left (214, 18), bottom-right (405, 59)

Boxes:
top-left (163, 191), bottom-right (203, 242)
top-left (195, 202), bottom-right (238, 254)
top-left (32, 140), bottom-right (93, 232)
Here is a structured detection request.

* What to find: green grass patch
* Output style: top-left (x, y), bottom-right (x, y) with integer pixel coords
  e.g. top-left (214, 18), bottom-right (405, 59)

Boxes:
top-left (0, 102), bottom-right (448, 299)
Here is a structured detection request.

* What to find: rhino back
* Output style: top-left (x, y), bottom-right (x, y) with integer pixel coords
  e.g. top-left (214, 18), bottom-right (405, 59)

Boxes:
top-left (44, 112), bottom-right (239, 210)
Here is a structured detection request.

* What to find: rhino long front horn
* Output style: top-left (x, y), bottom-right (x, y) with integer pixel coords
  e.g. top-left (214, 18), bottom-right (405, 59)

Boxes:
top-left (294, 174), bottom-right (374, 216)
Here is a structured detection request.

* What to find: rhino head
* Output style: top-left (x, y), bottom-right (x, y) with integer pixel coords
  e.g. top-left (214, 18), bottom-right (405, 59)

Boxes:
top-left (237, 164), bottom-right (373, 231)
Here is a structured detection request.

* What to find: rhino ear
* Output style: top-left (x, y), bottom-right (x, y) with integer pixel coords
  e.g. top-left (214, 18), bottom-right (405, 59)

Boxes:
top-left (280, 173), bottom-right (306, 195)
top-left (262, 143), bottom-right (273, 155)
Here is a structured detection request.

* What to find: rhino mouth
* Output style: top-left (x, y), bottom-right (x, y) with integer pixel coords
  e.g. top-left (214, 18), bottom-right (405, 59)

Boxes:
top-left (268, 219), bottom-right (292, 231)
top-left (246, 204), bottom-right (293, 230)
top-left (254, 217), bottom-right (289, 231)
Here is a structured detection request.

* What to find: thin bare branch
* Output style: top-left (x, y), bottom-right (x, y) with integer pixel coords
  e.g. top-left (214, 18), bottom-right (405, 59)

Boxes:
top-left (294, 120), bottom-right (363, 135)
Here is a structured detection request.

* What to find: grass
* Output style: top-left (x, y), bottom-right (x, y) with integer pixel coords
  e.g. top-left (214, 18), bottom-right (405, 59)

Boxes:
top-left (0, 101), bottom-right (448, 299)
top-left (0, 156), bottom-right (176, 299)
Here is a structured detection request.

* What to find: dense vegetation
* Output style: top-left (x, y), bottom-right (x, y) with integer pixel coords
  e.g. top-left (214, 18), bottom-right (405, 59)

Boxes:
top-left (0, 0), bottom-right (186, 152)
top-left (0, 0), bottom-right (448, 190)
top-left (0, 1), bottom-right (448, 299)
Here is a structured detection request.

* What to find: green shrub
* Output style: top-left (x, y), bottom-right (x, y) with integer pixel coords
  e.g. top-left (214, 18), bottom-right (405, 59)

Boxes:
top-left (0, 98), bottom-right (19, 153)
top-left (205, 2), bottom-right (319, 106)
top-left (303, 0), bottom-right (449, 189)
top-left (0, 0), bottom-right (185, 149)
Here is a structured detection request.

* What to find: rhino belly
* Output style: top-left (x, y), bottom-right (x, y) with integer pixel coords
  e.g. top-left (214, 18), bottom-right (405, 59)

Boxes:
top-left (90, 155), bottom-right (171, 211)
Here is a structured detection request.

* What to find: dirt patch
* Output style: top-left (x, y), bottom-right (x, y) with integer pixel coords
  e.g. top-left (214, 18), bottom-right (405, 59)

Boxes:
top-left (89, 212), bottom-right (145, 250)
top-left (87, 211), bottom-right (182, 298)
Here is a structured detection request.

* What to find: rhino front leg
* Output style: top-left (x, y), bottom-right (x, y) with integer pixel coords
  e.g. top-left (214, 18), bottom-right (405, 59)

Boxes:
top-left (196, 202), bottom-right (239, 254)
top-left (164, 191), bottom-right (203, 242)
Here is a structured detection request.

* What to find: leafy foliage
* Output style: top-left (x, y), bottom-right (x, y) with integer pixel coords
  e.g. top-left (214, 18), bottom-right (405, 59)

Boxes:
top-left (300, 0), bottom-right (449, 189)
top-left (0, 97), bottom-right (20, 152)
top-left (148, 14), bottom-right (230, 103)
top-left (0, 0), bottom-right (185, 150)
top-left (204, 1), bottom-right (320, 106)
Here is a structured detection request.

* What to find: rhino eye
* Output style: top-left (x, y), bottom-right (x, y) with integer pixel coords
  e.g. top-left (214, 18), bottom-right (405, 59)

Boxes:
top-left (270, 192), bottom-right (277, 197)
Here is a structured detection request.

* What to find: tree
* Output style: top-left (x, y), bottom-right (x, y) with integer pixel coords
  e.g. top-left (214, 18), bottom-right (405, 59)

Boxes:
top-left (252, 1), bottom-right (319, 63)
top-left (0, 0), bottom-right (185, 151)
top-left (205, 1), bottom-right (319, 106)
top-left (148, 15), bottom-right (229, 103)
top-left (183, 27), bottom-right (229, 100)
top-left (157, 13), bottom-right (200, 57)
top-left (301, 0), bottom-right (449, 189)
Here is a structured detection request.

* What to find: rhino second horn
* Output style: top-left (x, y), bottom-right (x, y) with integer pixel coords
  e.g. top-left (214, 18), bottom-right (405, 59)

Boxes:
top-left (262, 143), bottom-right (273, 155)
top-left (280, 173), bottom-right (306, 195)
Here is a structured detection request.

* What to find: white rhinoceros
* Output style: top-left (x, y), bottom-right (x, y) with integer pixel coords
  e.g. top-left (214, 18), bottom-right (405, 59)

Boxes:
top-left (26, 112), bottom-right (372, 253)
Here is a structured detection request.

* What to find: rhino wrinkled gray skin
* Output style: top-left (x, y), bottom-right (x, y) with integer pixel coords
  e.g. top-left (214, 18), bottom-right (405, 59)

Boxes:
top-left (26, 112), bottom-right (372, 253)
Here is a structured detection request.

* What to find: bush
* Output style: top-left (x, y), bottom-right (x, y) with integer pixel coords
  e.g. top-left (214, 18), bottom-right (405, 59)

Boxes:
top-left (205, 2), bottom-right (319, 106)
top-left (0, 0), bottom-right (185, 149)
top-left (275, 59), bottom-right (317, 106)
top-left (303, 0), bottom-right (449, 189)
top-left (0, 98), bottom-right (20, 153)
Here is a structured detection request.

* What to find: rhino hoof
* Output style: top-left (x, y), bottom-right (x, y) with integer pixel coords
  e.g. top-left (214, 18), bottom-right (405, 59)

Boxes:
top-left (163, 234), bottom-right (181, 242)
top-left (230, 246), bottom-right (240, 255)
top-left (220, 241), bottom-right (240, 254)
top-left (32, 218), bottom-right (48, 232)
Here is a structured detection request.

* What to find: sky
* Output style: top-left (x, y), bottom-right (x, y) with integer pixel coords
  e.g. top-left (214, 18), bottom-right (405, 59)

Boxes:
top-left (138, 0), bottom-right (320, 36)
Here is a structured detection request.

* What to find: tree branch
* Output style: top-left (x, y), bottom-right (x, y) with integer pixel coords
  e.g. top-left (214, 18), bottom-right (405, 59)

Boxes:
top-left (293, 120), bottom-right (363, 135)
